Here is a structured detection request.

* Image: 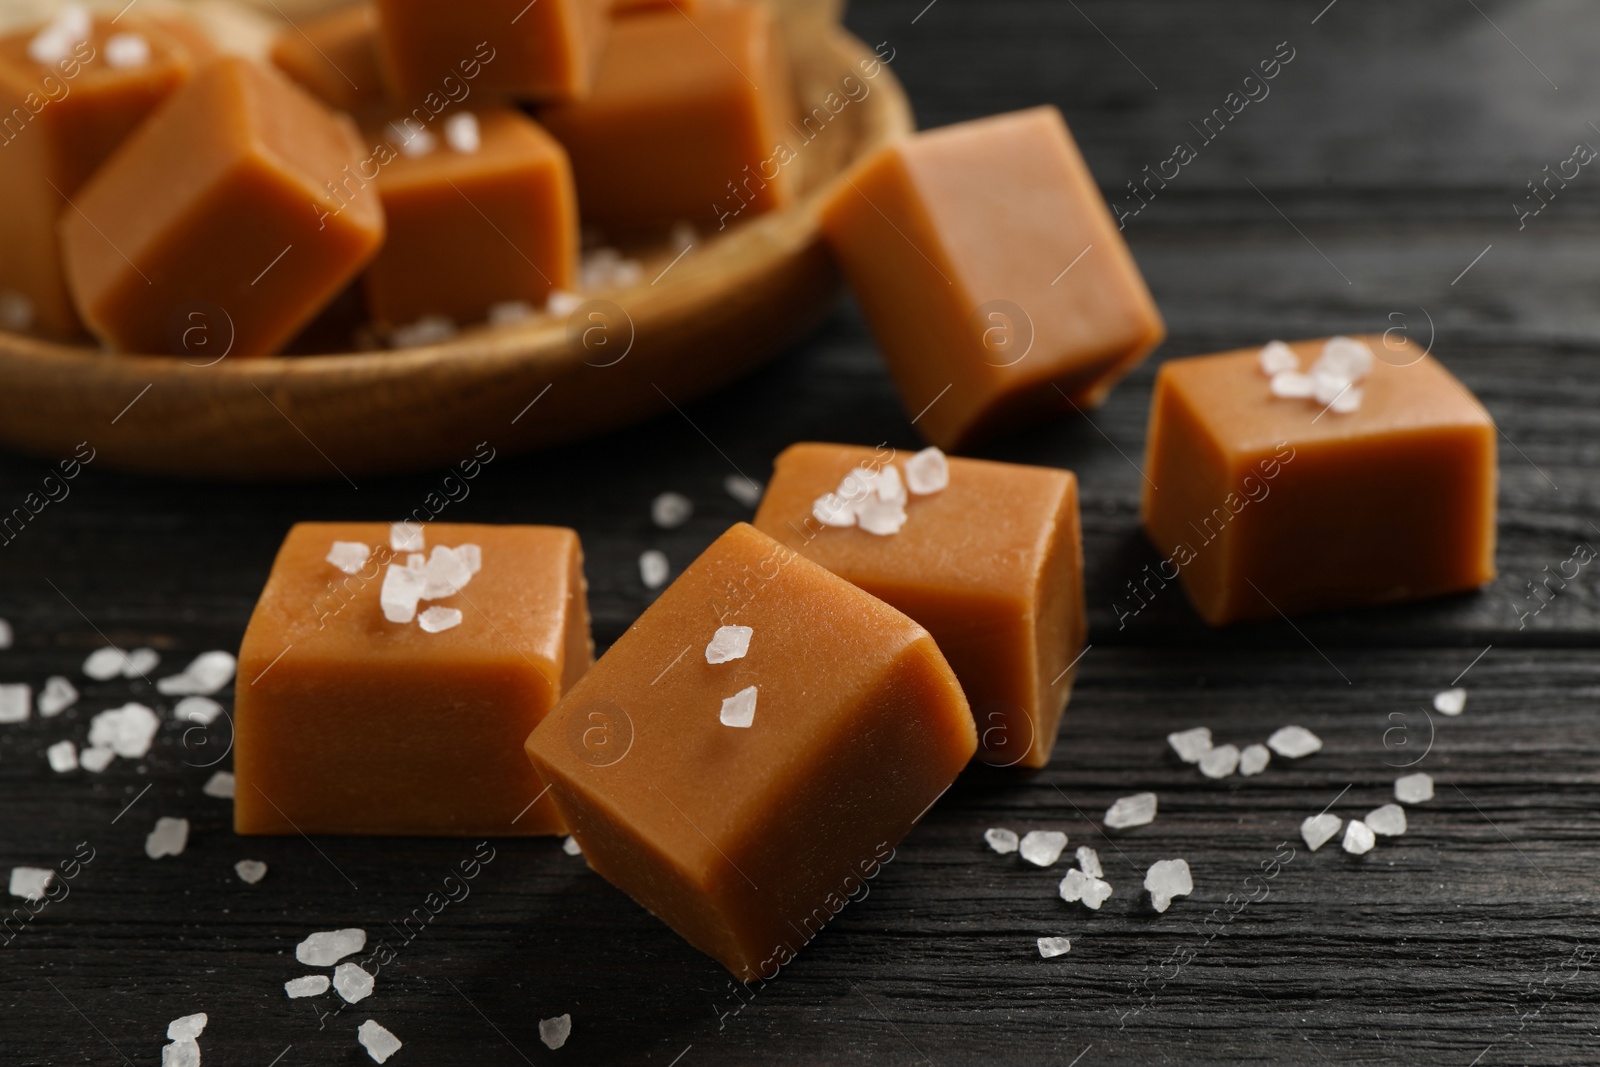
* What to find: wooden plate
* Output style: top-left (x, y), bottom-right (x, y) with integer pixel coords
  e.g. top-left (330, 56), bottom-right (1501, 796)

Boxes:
top-left (0, 8), bottom-right (910, 479)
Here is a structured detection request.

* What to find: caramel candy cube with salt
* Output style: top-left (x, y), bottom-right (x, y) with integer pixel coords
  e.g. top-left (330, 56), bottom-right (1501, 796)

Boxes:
top-left (538, 3), bottom-right (796, 233)
top-left (525, 523), bottom-right (974, 979)
top-left (270, 4), bottom-right (389, 122)
top-left (362, 109), bottom-right (577, 329)
top-left (374, 0), bottom-right (608, 103)
top-left (753, 443), bottom-right (1085, 769)
top-left (821, 106), bottom-right (1165, 450)
top-left (1141, 335), bottom-right (1497, 626)
top-left (0, 12), bottom-right (213, 336)
top-left (59, 57), bottom-right (384, 355)
top-left (235, 522), bottom-right (591, 837)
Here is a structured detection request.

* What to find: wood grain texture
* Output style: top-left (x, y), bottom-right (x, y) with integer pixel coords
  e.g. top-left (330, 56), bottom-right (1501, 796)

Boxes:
top-left (3, 0), bottom-right (1600, 1064)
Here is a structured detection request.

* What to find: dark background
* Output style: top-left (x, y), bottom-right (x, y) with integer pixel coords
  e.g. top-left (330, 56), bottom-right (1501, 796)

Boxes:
top-left (4, 0), bottom-right (1600, 1063)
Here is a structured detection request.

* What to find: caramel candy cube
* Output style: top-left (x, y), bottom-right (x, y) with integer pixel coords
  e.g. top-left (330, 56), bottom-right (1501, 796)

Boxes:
top-left (538, 3), bottom-right (796, 233)
top-left (362, 108), bottom-right (577, 329)
top-left (236, 522), bottom-right (591, 837)
top-left (1141, 335), bottom-right (1497, 626)
top-left (820, 106), bottom-right (1165, 450)
top-left (270, 4), bottom-right (389, 121)
top-left (374, 0), bottom-right (608, 103)
top-left (753, 443), bottom-right (1085, 769)
top-left (0, 12), bottom-right (213, 335)
top-left (59, 56), bottom-right (384, 355)
top-left (525, 523), bottom-right (974, 978)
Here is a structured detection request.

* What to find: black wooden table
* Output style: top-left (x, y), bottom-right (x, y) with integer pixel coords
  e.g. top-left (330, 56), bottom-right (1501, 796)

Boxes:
top-left (4, 1), bottom-right (1598, 1063)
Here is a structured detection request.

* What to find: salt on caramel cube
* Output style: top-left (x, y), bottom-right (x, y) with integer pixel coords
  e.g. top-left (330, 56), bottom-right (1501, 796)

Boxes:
top-left (0, 12), bottom-right (214, 336)
top-left (1140, 335), bottom-right (1497, 625)
top-left (59, 56), bottom-right (385, 355)
top-left (537, 2), bottom-right (796, 233)
top-left (235, 522), bottom-right (592, 837)
top-left (753, 443), bottom-right (1086, 769)
top-left (270, 4), bottom-right (390, 122)
top-left (525, 523), bottom-right (974, 979)
top-left (820, 106), bottom-right (1165, 450)
top-left (374, 0), bottom-right (609, 103)
top-left (362, 108), bottom-right (577, 329)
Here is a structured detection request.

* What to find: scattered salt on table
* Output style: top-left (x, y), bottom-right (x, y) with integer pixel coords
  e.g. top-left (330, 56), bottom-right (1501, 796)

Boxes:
top-left (47, 740), bottom-right (77, 772)
top-left (984, 828), bottom-right (1019, 855)
top-left (89, 702), bottom-right (161, 758)
top-left (1365, 803), bottom-right (1407, 837)
top-left (123, 647), bottom-right (159, 676)
top-left (1058, 868), bottom-right (1112, 910)
top-left (1166, 726), bottom-right (1211, 764)
top-left (539, 1014), bottom-right (572, 1050)
top-left (1019, 830), bottom-right (1068, 867)
top-left (0, 684), bottom-right (30, 723)
top-left (1198, 743), bottom-right (1240, 779)
top-left (203, 771), bottom-right (235, 799)
top-left (704, 625), bottom-right (753, 664)
top-left (651, 491), bottom-right (693, 529)
top-left (235, 859), bottom-right (267, 884)
top-left (1342, 819), bottom-right (1376, 855)
top-left (38, 675), bottom-right (77, 716)
top-left (358, 1019), bottom-right (402, 1063)
top-left (724, 474), bottom-right (763, 508)
top-left (1395, 772), bottom-right (1434, 804)
top-left (562, 835), bottom-right (582, 856)
top-left (9, 866), bottom-right (53, 901)
top-left (1300, 812), bottom-right (1341, 851)
top-left (0, 617), bottom-right (10, 648)
top-left (639, 550), bottom-right (669, 590)
top-left (176, 696), bottom-right (223, 725)
top-left (1267, 725), bottom-right (1322, 759)
top-left (1433, 687), bottom-right (1467, 716)
top-left (79, 746), bottom-right (115, 772)
top-left (161, 1039), bottom-right (199, 1067)
top-left (84, 646), bottom-right (127, 680)
top-left (334, 962), bottom-right (376, 1003)
top-left (297, 928), bottom-right (367, 967)
top-left (157, 651), bottom-right (237, 696)
top-left (1036, 936), bottom-right (1072, 959)
top-left (1238, 743), bottom-right (1271, 776)
top-left (1144, 858), bottom-right (1193, 913)
top-left (168, 1014), bottom-right (207, 1041)
top-left (146, 817), bottom-right (190, 859)
top-left (285, 975), bottom-right (330, 998)
top-left (719, 685), bottom-right (757, 729)
top-left (1076, 846), bottom-right (1102, 879)
top-left (1105, 791), bottom-right (1157, 829)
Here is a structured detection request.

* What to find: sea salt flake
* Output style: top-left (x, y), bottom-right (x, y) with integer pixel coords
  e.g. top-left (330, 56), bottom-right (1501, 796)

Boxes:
top-left (418, 606), bottom-right (463, 634)
top-left (203, 771), bottom-right (235, 799)
top-left (639, 549), bottom-right (669, 590)
top-left (719, 685), bottom-right (757, 728)
top-left (1198, 743), bottom-right (1240, 779)
top-left (326, 541), bottom-right (371, 575)
top-left (984, 828), bottom-right (1019, 854)
top-left (145, 816), bottom-right (190, 859)
top-left (1300, 812), bottom-right (1341, 851)
top-left (390, 522), bottom-right (423, 552)
top-left (1329, 386), bottom-right (1363, 414)
top-left (1238, 743), bottom-right (1271, 776)
top-left (334, 962), bottom-right (376, 1003)
top-left (651, 491), bottom-right (693, 529)
top-left (724, 474), bottom-right (763, 507)
top-left (105, 32), bottom-right (150, 68)
top-left (161, 1039), bottom-right (199, 1067)
top-left (1257, 340), bottom-right (1299, 376)
top-left (235, 859), bottom-right (267, 884)
top-left (9, 866), bottom-right (53, 901)
top-left (445, 111), bottom-right (480, 153)
top-left (1395, 772), bottom-right (1434, 804)
top-left (157, 651), bottom-right (237, 696)
top-left (539, 1014), bottom-right (572, 1050)
top-left (856, 494), bottom-right (907, 536)
top-left (1433, 687), bottom-right (1466, 716)
top-left (1036, 936), bottom-right (1072, 958)
top-left (1312, 369), bottom-right (1353, 406)
top-left (704, 625), bottom-right (752, 664)
top-left (285, 975), bottom-right (329, 998)
top-left (562, 835), bottom-right (582, 856)
top-left (903, 447), bottom-right (949, 494)
top-left (1317, 335), bottom-right (1375, 380)
top-left (1270, 371), bottom-right (1315, 399)
top-left (421, 544), bottom-right (473, 598)
top-left (1058, 868), bottom-right (1113, 910)
top-left (1076, 846), bottom-right (1102, 878)
top-left (1105, 791), bottom-right (1157, 829)
top-left (297, 928), bottom-right (367, 967)
top-left (80, 745), bottom-right (114, 772)
top-left (168, 1013), bottom-right (207, 1041)
top-left (0, 684), bottom-right (30, 723)
top-left (358, 1019), bottom-right (402, 1063)
top-left (1019, 830), bottom-right (1068, 867)
top-left (380, 563), bottom-right (428, 624)
top-left (456, 544), bottom-right (482, 573)
top-left (84, 646), bottom-right (127, 680)
top-left (89, 702), bottom-right (160, 758)
top-left (1267, 725), bottom-right (1322, 759)
top-left (1144, 858), bottom-right (1193, 913)
top-left (812, 492), bottom-right (856, 527)
top-left (38, 675), bottom-right (77, 716)
top-left (47, 740), bottom-right (77, 772)
top-left (176, 696), bottom-right (223, 725)
top-left (406, 552), bottom-right (426, 570)
top-left (1365, 803), bottom-right (1407, 837)
top-left (1343, 819), bottom-right (1376, 855)
top-left (1167, 726), bottom-right (1212, 764)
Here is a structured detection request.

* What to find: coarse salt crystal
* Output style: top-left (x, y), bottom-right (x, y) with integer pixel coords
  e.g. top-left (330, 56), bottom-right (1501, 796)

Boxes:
top-left (1395, 772), bottom-right (1434, 804)
top-left (1238, 743), bottom-right (1271, 776)
top-left (1198, 743), bottom-right (1240, 779)
top-left (235, 859), bottom-right (267, 884)
top-left (168, 1014), bottom-right (207, 1041)
top-left (1036, 936), bottom-right (1072, 958)
top-left (1433, 688), bottom-right (1466, 716)
top-left (358, 1019), bottom-right (402, 1063)
top-left (157, 651), bottom-right (237, 696)
top-left (1105, 791), bottom-right (1157, 829)
top-left (1144, 858), bottom-right (1193, 913)
top-left (1270, 372), bottom-right (1315, 399)
top-left (546, 289), bottom-right (584, 316)
top-left (89, 702), bottom-right (160, 758)
top-left (161, 1039), bottom-right (199, 1067)
top-left (84, 646), bottom-right (127, 680)
top-left (327, 541), bottom-right (371, 575)
top-left (539, 1014), bottom-right (572, 1050)
top-left (334, 962), bottom-right (376, 1003)
top-left (1166, 726), bottom-right (1212, 764)
top-left (562, 835), bottom-right (582, 856)
top-left (47, 740), bottom-right (76, 772)
top-left (651, 491), bottom-right (693, 529)
top-left (705, 625), bottom-right (753, 664)
top-left (1018, 830), bottom-right (1068, 867)
top-left (812, 492), bottom-right (855, 527)
top-left (79, 745), bottom-right (114, 772)
top-left (984, 828), bottom-right (1019, 854)
top-left (176, 696), bottom-right (223, 726)
top-left (391, 522), bottom-right (423, 552)
top-left (1076, 846), bottom-right (1102, 879)
top-left (1329, 386), bottom-right (1363, 414)
top-left (1342, 819), bottom-right (1376, 855)
top-left (122, 647), bottom-right (159, 677)
top-left (406, 552), bottom-right (426, 570)
top-left (38, 675), bottom-right (77, 716)
top-left (639, 549), bottom-right (669, 590)
top-left (719, 685), bottom-right (757, 729)
top-left (1058, 868), bottom-right (1113, 910)
top-left (285, 975), bottom-right (329, 998)
top-left (1317, 336), bottom-right (1374, 380)
top-left (724, 474), bottom-right (763, 508)
top-left (1365, 803), bottom-right (1407, 837)
top-left (145, 816), bottom-right (190, 859)
top-left (203, 771), bottom-right (235, 799)
top-left (0, 618), bottom-right (10, 648)
top-left (456, 544), bottom-right (482, 574)
top-left (105, 32), bottom-right (150, 68)
top-left (1300, 812), bottom-right (1341, 851)
top-left (856, 494), bottom-right (907, 536)
top-left (1311, 369), bottom-right (1352, 406)
top-left (9, 866), bottom-right (53, 901)
top-left (297, 928), bottom-right (367, 967)
top-left (0, 684), bottom-right (30, 723)
top-left (488, 300), bottom-right (534, 325)
top-left (1257, 340), bottom-right (1299, 376)
top-left (445, 111), bottom-right (480, 153)
top-left (380, 563), bottom-right (427, 624)
top-left (903, 447), bottom-right (949, 494)
top-left (418, 606), bottom-right (463, 634)
top-left (1267, 725), bottom-right (1322, 759)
